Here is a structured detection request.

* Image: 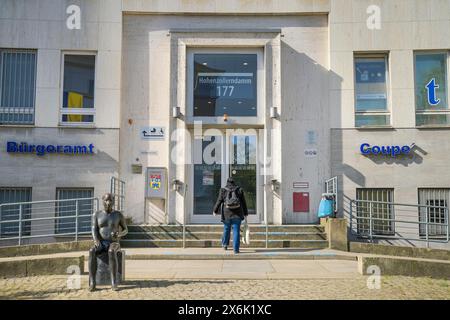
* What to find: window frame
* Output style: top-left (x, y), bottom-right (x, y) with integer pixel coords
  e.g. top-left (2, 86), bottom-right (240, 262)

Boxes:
top-left (0, 48), bottom-right (37, 126)
top-left (353, 52), bottom-right (391, 128)
top-left (186, 47), bottom-right (265, 125)
top-left (59, 51), bottom-right (97, 127)
top-left (413, 50), bottom-right (450, 127)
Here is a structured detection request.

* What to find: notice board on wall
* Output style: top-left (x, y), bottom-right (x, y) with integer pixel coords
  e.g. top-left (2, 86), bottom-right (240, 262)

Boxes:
top-left (293, 192), bottom-right (309, 212)
top-left (146, 167), bottom-right (167, 199)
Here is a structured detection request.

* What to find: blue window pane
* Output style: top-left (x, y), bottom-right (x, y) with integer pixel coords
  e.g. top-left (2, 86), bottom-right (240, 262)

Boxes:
top-left (355, 115), bottom-right (390, 127)
top-left (62, 114), bottom-right (94, 123)
top-left (415, 53), bottom-right (447, 110)
top-left (355, 57), bottom-right (388, 112)
top-left (63, 55), bottom-right (95, 111)
top-left (416, 114), bottom-right (450, 126)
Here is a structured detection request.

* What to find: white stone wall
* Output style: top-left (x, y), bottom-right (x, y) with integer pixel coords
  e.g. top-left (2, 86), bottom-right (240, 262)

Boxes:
top-left (0, 0), bottom-right (122, 204)
top-left (0, 0), bottom-right (122, 128)
top-left (0, 127), bottom-right (119, 201)
top-left (329, 0), bottom-right (450, 128)
top-left (121, 13), bottom-right (330, 224)
top-left (329, 0), bottom-right (450, 248)
top-left (2, 0), bottom-right (449, 237)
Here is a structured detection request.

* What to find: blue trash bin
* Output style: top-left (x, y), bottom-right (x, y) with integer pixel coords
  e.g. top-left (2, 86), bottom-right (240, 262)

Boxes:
top-left (318, 198), bottom-right (334, 218)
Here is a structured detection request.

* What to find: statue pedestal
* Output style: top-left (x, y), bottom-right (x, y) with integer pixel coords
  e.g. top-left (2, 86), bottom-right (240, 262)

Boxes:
top-left (95, 250), bottom-right (125, 285)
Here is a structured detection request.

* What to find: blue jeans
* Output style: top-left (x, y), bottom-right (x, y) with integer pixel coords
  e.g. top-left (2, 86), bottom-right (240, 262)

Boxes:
top-left (222, 218), bottom-right (242, 253)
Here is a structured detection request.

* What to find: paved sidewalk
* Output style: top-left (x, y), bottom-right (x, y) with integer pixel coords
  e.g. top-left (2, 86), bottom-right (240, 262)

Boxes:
top-left (83, 249), bottom-right (360, 280)
top-left (1, 275), bottom-right (449, 300)
top-left (1, 248), bottom-right (449, 299)
top-left (122, 259), bottom-right (359, 280)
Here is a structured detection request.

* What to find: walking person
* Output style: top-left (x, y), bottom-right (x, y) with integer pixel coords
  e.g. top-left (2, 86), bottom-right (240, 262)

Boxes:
top-left (213, 177), bottom-right (248, 254)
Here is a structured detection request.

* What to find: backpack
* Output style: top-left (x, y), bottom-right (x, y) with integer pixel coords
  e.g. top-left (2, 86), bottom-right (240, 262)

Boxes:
top-left (224, 187), bottom-right (241, 210)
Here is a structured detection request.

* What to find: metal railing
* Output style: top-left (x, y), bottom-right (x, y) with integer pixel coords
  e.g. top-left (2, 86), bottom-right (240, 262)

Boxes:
top-left (325, 176), bottom-right (338, 216)
top-left (0, 197), bottom-right (98, 247)
top-left (110, 177), bottom-right (126, 211)
top-left (349, 199), bottom-right (449, 248)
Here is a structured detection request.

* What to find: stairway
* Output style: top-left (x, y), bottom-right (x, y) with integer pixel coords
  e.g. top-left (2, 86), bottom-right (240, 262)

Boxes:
top-left (120, 225), bottom-right (328, 249)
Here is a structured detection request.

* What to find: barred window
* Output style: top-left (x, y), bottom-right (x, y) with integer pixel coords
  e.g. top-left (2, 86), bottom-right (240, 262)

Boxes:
top-left (418, 188), bottom-right (449, 239)
top-left (61, 54), bottom-right (96, 125)
top-left (356, 188), bottom-right (394, 236)
top-left (0, 49), bottom-right (37, 124)
top-left (55, 188), bottom-right (94, 234)
top-left (0, 187), bottom-right (32, 238)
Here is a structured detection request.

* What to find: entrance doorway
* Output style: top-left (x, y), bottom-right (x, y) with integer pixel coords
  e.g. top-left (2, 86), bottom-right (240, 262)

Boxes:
top-left (189, 130), bottom-right (261, 224)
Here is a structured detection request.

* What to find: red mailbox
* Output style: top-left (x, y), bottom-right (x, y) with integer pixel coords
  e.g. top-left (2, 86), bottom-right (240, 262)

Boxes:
top-left (293, 192), bottom-right (309, 212)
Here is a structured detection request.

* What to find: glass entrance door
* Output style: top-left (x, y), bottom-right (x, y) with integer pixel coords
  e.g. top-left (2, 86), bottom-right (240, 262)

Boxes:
top-left (229, 134), bottom-right (258, 220)
top-left (191, 131), bottom-right (260, 224)
top-left (193, 135), bottom-right (224, 216)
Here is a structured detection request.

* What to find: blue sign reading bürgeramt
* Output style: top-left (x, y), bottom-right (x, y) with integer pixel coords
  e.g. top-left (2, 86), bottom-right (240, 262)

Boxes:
top-left (7, 141), bottom-right (94, 156)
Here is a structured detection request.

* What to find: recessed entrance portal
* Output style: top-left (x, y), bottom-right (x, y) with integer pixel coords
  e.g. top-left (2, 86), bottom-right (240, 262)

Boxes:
top-left (190, 130), bottom-right (261, 224)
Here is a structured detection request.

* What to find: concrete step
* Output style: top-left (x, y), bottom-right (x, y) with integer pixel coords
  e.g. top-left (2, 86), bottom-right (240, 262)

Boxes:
top-left (120, 239), bottom-right (329, 249)
top-left (122, 249), bottom-right (358, 261)
top-left (124, 231), bottom-right (327, 241)
top-left (127, 225), bottom-right (325, 233)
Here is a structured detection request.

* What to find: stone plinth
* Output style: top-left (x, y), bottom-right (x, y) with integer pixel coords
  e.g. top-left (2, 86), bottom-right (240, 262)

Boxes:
top-left (95, 250), bottom-right (125, 285)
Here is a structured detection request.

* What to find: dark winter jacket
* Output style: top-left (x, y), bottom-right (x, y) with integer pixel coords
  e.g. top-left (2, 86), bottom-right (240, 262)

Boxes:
top-left (213, 181), bottom-right (248, 222)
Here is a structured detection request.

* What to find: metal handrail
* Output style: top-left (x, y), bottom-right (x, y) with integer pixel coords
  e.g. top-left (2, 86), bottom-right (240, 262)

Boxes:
top-left (352, 199), bottom-right (447, 209)
top-left (183, 184), bottom-right (187, 249)
top-left (325, 176), bottom-right (338, 216)
top-left (353, 216), bottom-right (448, 225)
top-left (0, 197), bottom-right (98, 246)
top-left (0, 214), bottom-right (92, 224)
top-left (349, 199), bottom-right (450, 248)
top-left (110, 177), bottom-right (125, 211)
top-left (0, 197), bottom-right (97, 207)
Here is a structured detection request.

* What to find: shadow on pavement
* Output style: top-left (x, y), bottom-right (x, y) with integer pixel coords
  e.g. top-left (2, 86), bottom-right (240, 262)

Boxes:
top-left (118, 279), bottom-right (234, 291)
top-left (242, 248), bottom-right (326, 253)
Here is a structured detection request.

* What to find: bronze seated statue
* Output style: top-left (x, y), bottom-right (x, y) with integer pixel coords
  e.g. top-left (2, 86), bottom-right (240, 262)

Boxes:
top-left (88, 193), bottom-right (128, 291)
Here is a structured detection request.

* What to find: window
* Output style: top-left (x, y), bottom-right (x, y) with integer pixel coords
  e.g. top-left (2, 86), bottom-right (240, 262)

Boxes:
top-left (414, 52), bottom-right (450, 126)
top-left (0, 187), bottom-right (32, 238)
top-left (193, 53), bottom-right (258, 117)
top-left (55, 188), bottom-right (94, 234)
top-left (356, 188), bottom-right (394, 235)
top-left (418, 188), bottom-right (449, 239)
top-left (0, 49), bottom-right (37, 125)
top-left (61, 54), bottom-right (96, 124)
top-left (354, 54), bottom-right (390, 127)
